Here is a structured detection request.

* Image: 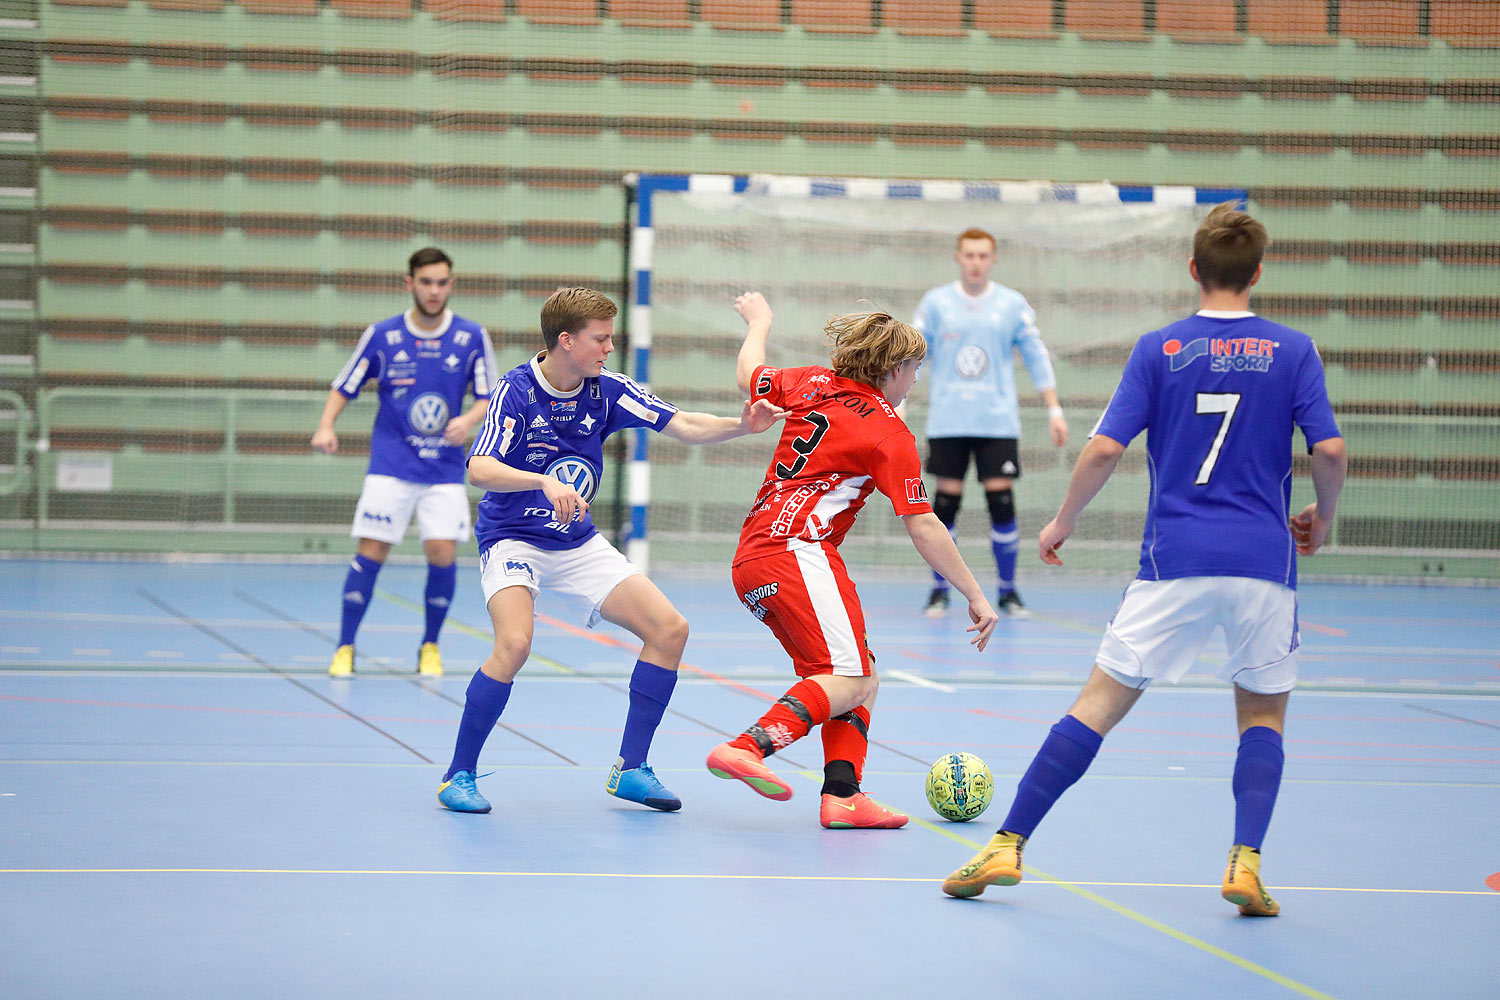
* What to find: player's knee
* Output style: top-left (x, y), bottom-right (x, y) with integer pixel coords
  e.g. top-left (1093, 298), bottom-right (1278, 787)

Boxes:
top-left (490, 631), bottom-right (532, 674)
top-left (985, 487), bottom-right (1015, 525)
top-left (655, 610), bottom-right (690, 653)
top-left (932, 491), bottom-right (962, 528)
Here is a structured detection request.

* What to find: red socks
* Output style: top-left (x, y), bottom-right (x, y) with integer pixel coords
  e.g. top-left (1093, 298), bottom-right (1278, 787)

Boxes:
top-left (732, 678), bottom-right (833, 758)
top-left (822, 704), bottom-right (871, 781)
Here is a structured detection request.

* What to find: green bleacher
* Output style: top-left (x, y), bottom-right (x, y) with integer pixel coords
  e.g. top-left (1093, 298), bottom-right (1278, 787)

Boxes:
top-left (0, 0), bottom-right (1495, 576)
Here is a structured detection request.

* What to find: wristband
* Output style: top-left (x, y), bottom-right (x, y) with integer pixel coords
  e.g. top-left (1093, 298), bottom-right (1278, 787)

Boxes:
top-left (1047, 406), bottom-right (1064, 419)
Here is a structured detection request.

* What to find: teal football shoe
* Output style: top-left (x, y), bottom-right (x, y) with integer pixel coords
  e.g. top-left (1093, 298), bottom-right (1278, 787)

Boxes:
top-left (606, 758), bottom-right (681, 812)
top-left (437, 770), bottom-right (491, 813)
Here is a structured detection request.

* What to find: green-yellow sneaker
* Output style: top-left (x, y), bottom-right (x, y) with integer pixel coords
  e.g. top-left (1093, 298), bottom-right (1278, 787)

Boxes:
top-left (942, 831), bottom-right (1026, 898)
top-left (417, 642), bottom-right (443, 677)
top-left (1222, 844), bottom-right (1280, 916)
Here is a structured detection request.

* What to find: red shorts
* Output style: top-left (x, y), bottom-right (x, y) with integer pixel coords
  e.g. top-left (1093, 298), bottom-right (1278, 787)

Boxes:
top-left (731, 544), bottom-right (872, 679)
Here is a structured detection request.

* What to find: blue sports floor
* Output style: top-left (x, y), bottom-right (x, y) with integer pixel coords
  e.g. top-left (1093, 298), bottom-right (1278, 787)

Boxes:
top-left (2, 558), bottom-right (1498, 999)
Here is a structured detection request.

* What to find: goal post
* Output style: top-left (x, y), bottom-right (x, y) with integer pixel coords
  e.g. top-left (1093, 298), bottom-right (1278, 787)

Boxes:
top-left (624, 173), bottom-right (1244, 575)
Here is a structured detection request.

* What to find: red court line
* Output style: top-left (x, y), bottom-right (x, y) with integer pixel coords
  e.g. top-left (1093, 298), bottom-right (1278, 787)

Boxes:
top-left (533, 611), bottom-right (773, 702)
top-left (1301, 621), bottom-right (1349, 636)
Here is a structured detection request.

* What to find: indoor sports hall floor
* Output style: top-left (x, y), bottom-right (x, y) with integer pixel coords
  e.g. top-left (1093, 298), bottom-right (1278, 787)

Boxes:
top-left (2, 558), bottom-right (1497, 1000)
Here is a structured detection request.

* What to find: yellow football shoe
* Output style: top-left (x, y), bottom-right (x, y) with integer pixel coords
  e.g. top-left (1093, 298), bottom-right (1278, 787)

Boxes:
top-left (417, 642), bottom-right (443, 677)
top-left (327, 644), bottom-right (355, 677)
top-left (1222, 844), bottom-right (1280, 917)
top-left (942, 831), bottom-right (1026, 898)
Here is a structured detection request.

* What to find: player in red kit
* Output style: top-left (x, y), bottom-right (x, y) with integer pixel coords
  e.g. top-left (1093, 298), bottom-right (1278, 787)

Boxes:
top-left (707, 293), bottom-right (1000, 829)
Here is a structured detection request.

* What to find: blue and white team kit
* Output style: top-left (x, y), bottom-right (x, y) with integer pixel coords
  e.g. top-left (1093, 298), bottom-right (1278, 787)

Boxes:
top-left (1090, 311), bottom-right (1342, 694)
top-left (468, 355), bottom-right (679, 624)
top-left (914, 280), bottom-right (1057, 440)
top-left (332, 309), bottom-right (496, 544)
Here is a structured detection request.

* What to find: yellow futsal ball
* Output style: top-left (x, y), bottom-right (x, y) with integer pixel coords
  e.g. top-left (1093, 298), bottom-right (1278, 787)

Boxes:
top-left (925, 752), bottom-right (994, 822)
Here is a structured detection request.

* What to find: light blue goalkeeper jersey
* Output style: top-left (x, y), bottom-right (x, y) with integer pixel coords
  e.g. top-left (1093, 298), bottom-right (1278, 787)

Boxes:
top-left (913, 280), bottom-right (1057, 440)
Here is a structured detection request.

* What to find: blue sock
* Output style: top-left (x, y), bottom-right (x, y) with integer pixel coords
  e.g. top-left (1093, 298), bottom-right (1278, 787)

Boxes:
top-left (422, 563), bottom-right (457, 645)
top-left (338, 554), bottom-right (381, 647)
top-left (931, 525), bottom-right (959, 589)
top-left (618, 660), bottom-right (677, 770)
top-left (992, 519), bottom-right (1019, 593)
top-left (1000, 714), bottom-right (1103, 838)
top-left (445, 671), bottom-right (513, 781)
top-left (1232, 726), bottom-right (1285, 849)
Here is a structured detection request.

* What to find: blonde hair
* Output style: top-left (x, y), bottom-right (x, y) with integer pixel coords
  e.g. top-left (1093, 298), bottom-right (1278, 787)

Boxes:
top-left (826, 311), bottom-right (926, 388)
top-left (1192, 203), bottom-right (1269, 293)
top-left (540, 286), bottom-right (618, 349)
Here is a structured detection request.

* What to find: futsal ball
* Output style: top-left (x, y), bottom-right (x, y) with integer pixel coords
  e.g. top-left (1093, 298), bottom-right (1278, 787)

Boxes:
top-left (925, 752), bottom-right (994, 822)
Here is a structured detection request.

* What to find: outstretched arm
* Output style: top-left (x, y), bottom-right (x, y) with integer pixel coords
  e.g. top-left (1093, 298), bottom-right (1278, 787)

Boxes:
top-left (1290, 436), bottom-right (1347, 555)
top-left (904, 512), bottom-right (999, 650)
top-left (659, 399), bottom-right (788, 445)
top-left (734, 292), bottom-right (773, 394)
top-left (1038, 433), bottom-right (1126, 565)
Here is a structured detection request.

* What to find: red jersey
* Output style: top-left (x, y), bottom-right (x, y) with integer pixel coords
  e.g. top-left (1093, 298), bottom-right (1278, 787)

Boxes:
top-left (733, 365), bottom-right (931, 566)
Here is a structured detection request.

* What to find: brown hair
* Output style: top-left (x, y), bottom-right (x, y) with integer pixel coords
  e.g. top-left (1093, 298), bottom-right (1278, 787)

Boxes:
top-left (540, 286), bottom-right (618, 349)
top-left (407, 246), bottom-right (452, 275)
top-left (1192, 203), bottom-right (1269, 293)
top-left (957, 228), bottom-right (996, 249)
top-left (826, 311), bottom-right (926, 388)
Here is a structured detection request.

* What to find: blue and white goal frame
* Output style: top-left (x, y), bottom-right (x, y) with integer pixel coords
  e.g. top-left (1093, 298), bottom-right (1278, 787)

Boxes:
top-left (622, 172), bottom-right (1247, 572)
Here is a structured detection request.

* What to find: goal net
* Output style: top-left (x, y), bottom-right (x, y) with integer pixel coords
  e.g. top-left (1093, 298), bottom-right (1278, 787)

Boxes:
top-left (629, 174), bottom-right (1230, 574)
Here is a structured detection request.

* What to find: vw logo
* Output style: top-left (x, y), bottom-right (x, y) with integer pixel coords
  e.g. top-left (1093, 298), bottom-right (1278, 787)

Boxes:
top-left (408, 393), bottom-right (450, 435)
top-left (954, 345), bottom-right (989, 380)
top-left (545, 457), bottom-right (598, 502)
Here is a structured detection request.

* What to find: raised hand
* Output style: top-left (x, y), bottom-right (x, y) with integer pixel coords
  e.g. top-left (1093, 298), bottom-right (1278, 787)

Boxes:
top-left (735, 291), bottom-right (772, 326)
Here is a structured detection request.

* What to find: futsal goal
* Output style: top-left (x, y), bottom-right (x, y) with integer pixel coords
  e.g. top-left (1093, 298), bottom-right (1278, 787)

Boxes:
top-left (622, 173), bottom-right (1240, 575)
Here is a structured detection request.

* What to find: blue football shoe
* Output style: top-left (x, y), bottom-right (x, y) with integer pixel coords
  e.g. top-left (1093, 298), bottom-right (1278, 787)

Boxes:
top-left (606, 758), bottom-right (682, 812)
top-left (437, 770), bottom-right (491, 813)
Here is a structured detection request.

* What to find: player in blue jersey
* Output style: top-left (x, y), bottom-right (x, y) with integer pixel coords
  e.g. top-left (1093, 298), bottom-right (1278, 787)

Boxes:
top-left (940, 204), bottom-right (1347, 916)
top-left (436, 286), bottom-right (787, 815)
top-left (914, 228), bottom-right (1069, 619)
top-left (311, 247), bottom-right (496, 679)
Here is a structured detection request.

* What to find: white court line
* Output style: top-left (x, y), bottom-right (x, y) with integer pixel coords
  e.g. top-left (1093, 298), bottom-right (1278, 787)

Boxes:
top-left (2, 646), bottom-right (40, 654)
top-left (886, 669), bottom-right (956, 693)
top-left (145, 650), bottom-right (183, 658)
top-left (72, 648), bottom-right (111, 656)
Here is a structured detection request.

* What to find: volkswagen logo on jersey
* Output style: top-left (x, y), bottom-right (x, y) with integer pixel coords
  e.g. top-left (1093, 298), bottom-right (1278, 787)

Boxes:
top-left (545, 457), bottom-right (598, 502)
top-left (954, 345), bottom-right (989, 379)
top-left (408, 393), bottom-right (451, 435)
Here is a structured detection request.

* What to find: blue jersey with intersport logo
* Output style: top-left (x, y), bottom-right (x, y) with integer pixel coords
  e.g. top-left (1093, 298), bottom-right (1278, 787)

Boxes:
top-left (913, 280), bottom-right (1057, 439)
top-left (332, 309), bottom-right (496, 485)
top-left (1092, 312), bottom-right (1342, 588)
top-left (469, 355), bottom-right (679, 552)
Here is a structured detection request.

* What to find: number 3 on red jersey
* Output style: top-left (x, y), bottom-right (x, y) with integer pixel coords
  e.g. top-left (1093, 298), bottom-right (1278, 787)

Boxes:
top-left (775, 411), bottom-right (830, 480)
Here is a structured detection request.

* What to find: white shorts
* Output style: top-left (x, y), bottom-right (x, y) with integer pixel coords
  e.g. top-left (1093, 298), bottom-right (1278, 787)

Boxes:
top-left (478, 533), bottom-right (641, 628)
top-left (1095, 577), bottom-right (1300, 695)
top-left (351, 475), bottom-right (471, 545)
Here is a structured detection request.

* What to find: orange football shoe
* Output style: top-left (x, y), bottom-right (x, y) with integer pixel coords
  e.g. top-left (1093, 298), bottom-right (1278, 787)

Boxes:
top-left (819, 792), bottom-right (909, 829)
top-left (706, 742), bottom-right (793, 801)
top-left (1222, 844), bottom-right (1280, 917)
top-left (941, 831), bottom-right (1026, 898)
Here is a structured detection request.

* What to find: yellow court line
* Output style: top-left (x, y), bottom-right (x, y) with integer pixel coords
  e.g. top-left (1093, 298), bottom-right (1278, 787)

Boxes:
top-left (884, 802), bottom-right (1351, 999)
top-left (0, 868), bottom-right (1492, 898)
